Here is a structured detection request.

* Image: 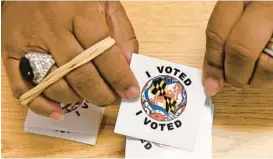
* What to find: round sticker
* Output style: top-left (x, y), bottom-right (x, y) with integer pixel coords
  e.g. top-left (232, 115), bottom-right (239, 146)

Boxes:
top-left (141, 75), bottom-right (187, 122)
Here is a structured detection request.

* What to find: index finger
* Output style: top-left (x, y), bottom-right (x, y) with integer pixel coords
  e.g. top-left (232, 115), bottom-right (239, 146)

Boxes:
top-left (203, 1), bottom-right (244, 96)
top-left (72, 7), bottom-right (140, 100)
top-left (94, 45), bottom-right (140, 99)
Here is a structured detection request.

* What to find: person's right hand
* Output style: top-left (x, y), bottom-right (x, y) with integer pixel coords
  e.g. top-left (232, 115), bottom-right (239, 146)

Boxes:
top-left (2, 1), bottom-right (140, 120)
top-left (203, 1), bottom-right (273, 96)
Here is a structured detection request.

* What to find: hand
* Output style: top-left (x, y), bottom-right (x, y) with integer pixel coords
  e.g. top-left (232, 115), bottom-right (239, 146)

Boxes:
top-left (2, 2), bottom-right (140, 120)
top-left (203, 1), bottom-right (273, 96)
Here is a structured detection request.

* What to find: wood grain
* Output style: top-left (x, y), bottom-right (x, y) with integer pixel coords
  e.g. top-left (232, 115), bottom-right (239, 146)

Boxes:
top-left (2, 2), bottom-right (273, 158)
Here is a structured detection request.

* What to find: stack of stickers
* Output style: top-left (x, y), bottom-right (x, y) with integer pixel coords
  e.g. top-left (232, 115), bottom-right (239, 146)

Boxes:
top-left (24, 101), bottom-right (104, 145)
top-left (24, 54), bottom-right (214, 159)
top-left (114, 54), bottom-right (215, 159)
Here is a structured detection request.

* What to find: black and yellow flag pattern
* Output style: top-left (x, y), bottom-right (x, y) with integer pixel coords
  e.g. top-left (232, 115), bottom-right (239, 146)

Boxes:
top-left (163, 96), bottom-right (179, 114)
top-left (149, 78), bottom-right (168, 96)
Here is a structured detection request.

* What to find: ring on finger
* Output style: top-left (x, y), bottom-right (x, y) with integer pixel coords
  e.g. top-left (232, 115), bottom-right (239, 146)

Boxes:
top-left (19, 52), bottom-right (55, 84)
top-left (264, 37), bottom-right (273, 57)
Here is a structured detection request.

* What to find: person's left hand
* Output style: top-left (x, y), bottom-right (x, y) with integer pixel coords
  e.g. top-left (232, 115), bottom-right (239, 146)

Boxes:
top-left (203, 1), bottom-right (273, 96)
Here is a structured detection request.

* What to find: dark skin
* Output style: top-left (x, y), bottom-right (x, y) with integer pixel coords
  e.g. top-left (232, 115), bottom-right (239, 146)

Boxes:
top-left (203, 1), bottom-right (273, 96)
top-left (2, 1), bottom-right (139, 120)
top-left (2, 1), bottom-right (273, 120)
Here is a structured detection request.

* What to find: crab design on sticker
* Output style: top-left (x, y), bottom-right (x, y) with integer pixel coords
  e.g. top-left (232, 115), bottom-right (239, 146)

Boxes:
top-left (141, 75), bottom-right (187, 122)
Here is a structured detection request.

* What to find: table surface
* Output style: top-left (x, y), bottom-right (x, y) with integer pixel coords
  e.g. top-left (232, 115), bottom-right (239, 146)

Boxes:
top-left (2, 2), bottom-right (273, 158)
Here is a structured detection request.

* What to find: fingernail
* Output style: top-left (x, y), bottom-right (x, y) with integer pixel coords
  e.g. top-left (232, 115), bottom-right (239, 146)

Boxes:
top-left (124, 53), bottom-right (132, 64)
top-left (49, 112), bottom-right (64, 121)
top-left (204, 77), bottom-right (220, 97)
top-left (124, 86), bottom-right (140, 99)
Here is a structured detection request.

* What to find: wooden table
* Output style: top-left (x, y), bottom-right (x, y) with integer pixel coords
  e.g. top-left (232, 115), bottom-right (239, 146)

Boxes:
top-left (2, 2), bottom-right (273, 158)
